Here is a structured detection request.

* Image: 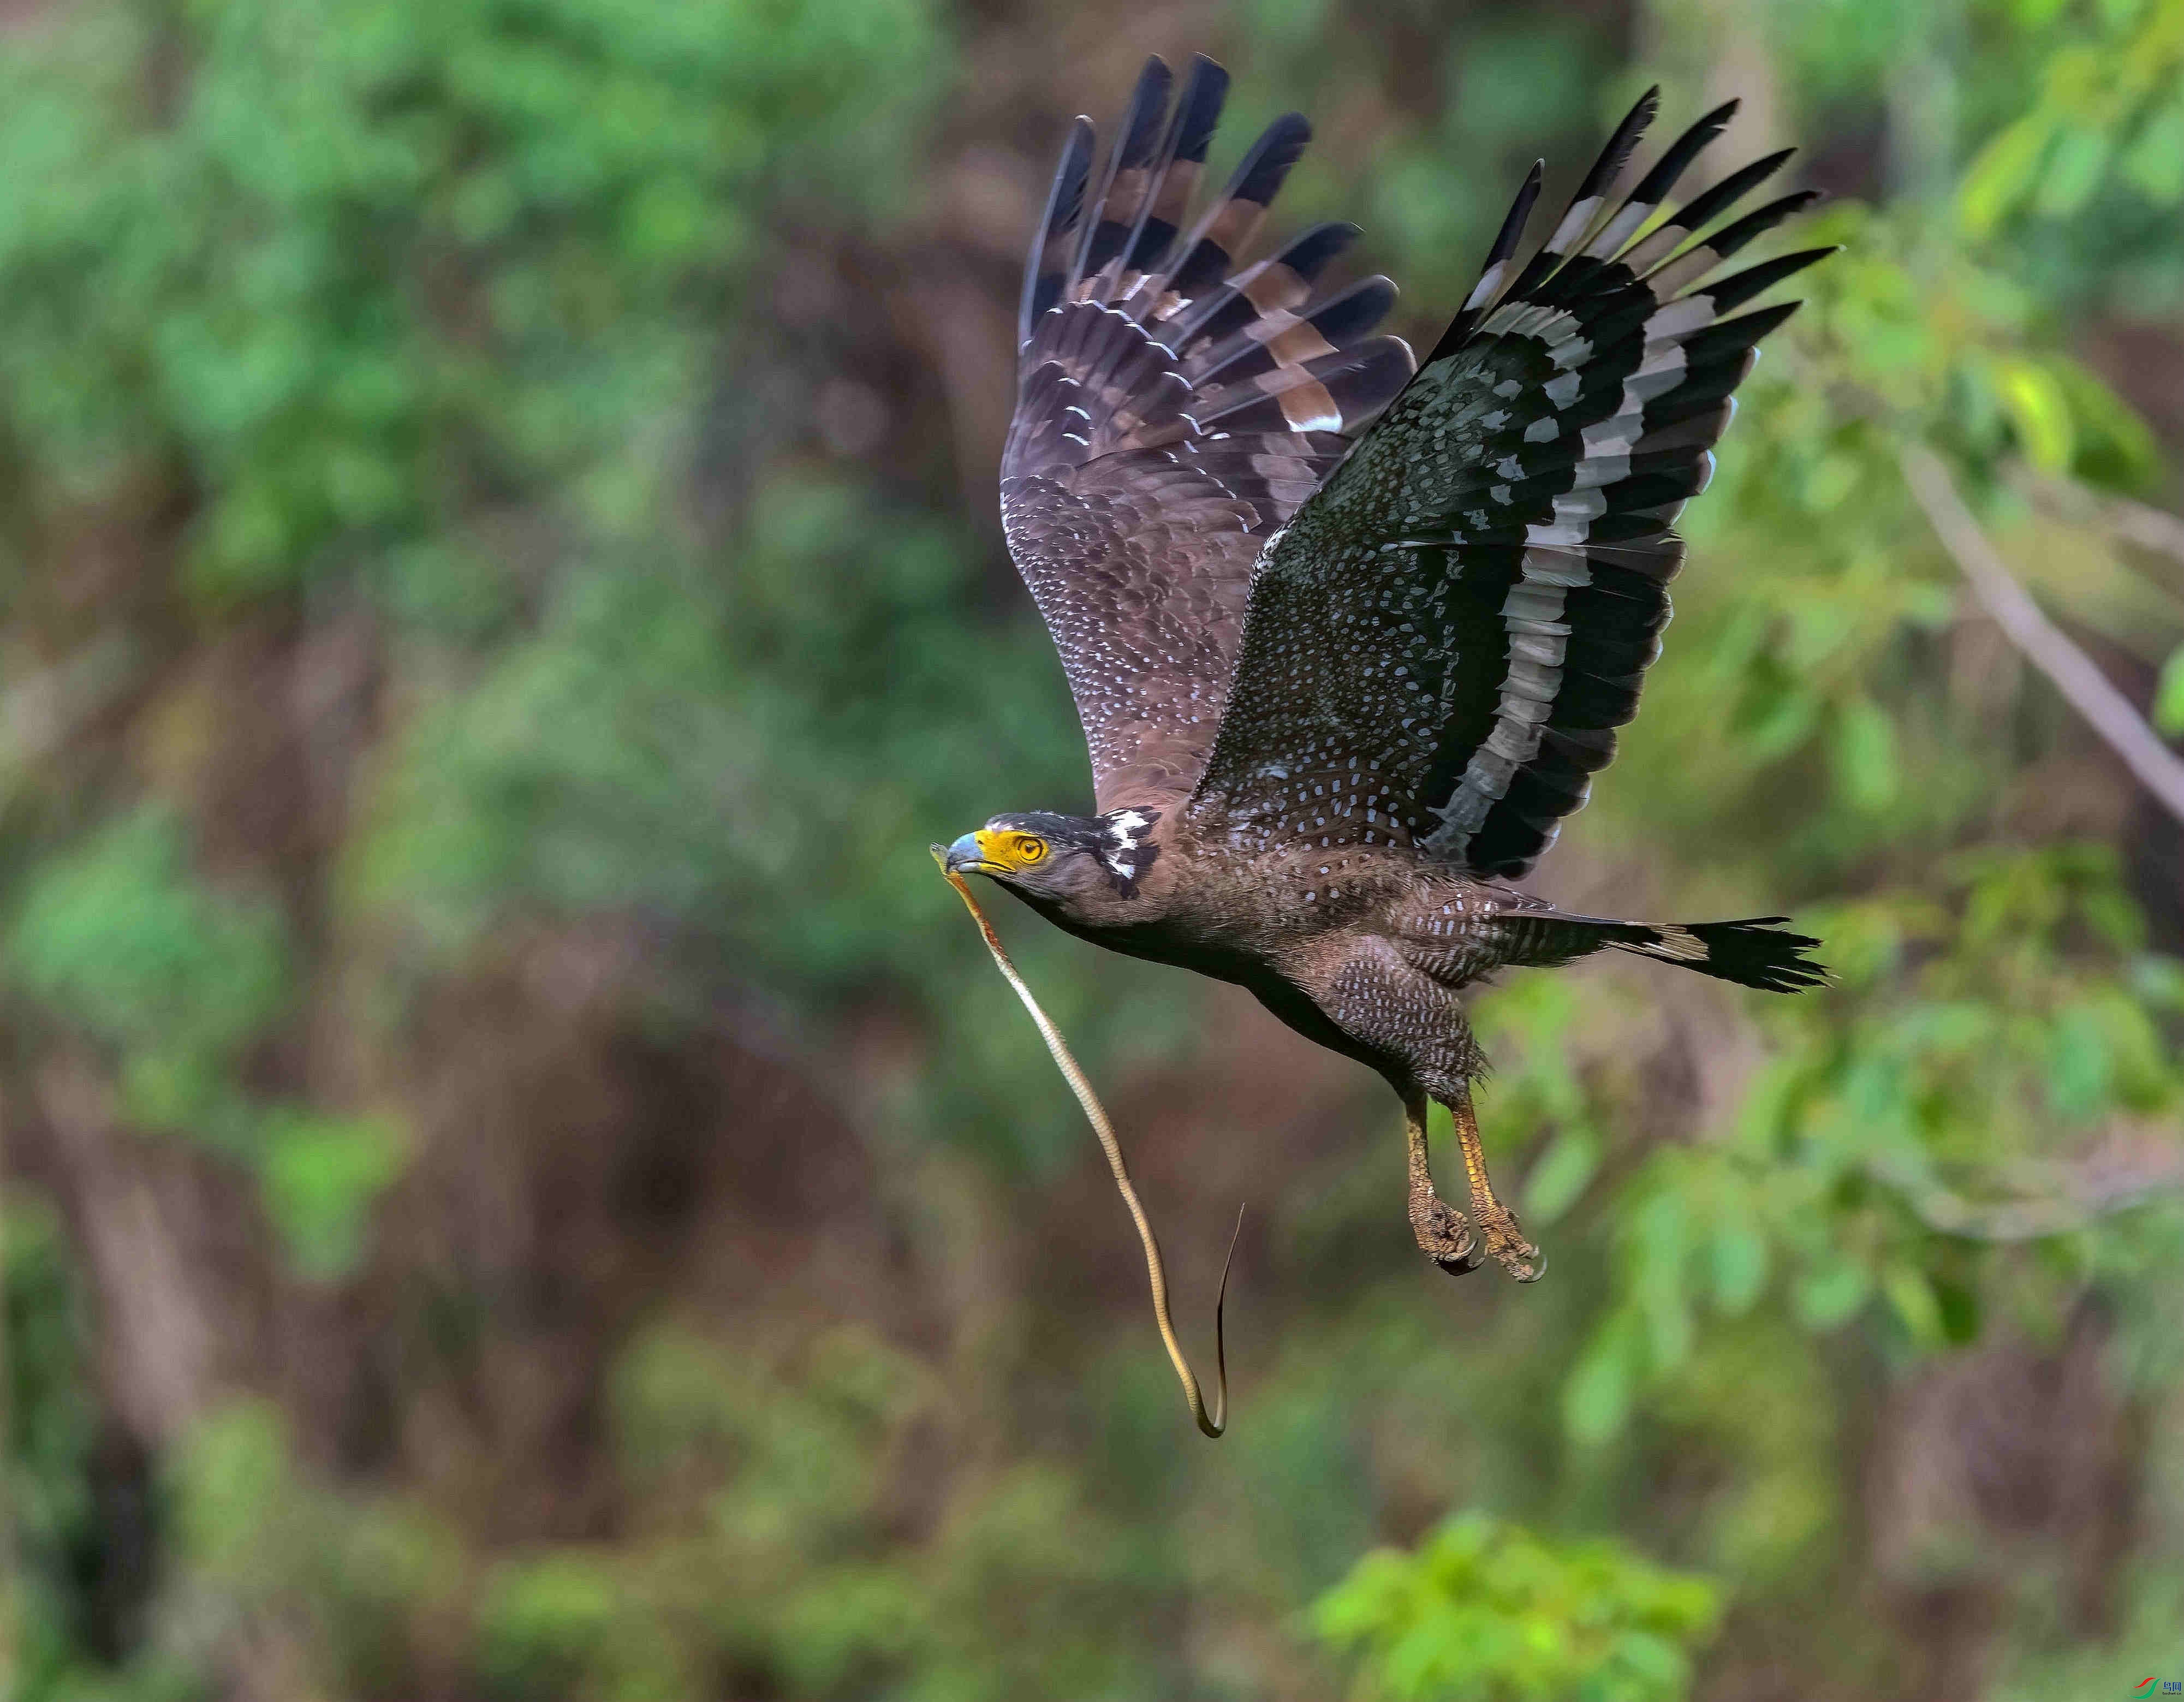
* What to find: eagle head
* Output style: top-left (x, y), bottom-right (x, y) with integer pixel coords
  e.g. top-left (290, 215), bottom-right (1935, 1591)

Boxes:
top-left (943, 807), bottom-right (1161, 903)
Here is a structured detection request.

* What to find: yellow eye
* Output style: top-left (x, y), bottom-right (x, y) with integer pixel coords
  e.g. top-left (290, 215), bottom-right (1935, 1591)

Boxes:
top-left (1011, 834), bottom-right (1047, 863)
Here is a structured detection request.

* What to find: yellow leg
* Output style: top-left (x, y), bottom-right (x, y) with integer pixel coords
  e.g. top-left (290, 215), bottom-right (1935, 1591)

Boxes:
top-left (1404, 1088), bottom-right (1480, 1276)
top-left (1447, 1083), bottom-right (1544, 1282)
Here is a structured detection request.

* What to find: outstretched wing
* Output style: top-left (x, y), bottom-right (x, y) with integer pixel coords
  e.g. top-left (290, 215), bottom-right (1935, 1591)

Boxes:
top-left (1001, 56), bottom-right (1414, 810)
top-left (1189, 92), bottom-right (1832, 877)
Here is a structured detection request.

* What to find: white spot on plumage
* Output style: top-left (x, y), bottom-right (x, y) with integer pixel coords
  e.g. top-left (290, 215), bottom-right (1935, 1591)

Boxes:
top-left (1099, 807), bottom-right (1156, 884)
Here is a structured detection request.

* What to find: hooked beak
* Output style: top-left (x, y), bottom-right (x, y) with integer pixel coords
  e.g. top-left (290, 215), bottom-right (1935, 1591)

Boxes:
top-left (942, 831), bottom-right (1003, 876)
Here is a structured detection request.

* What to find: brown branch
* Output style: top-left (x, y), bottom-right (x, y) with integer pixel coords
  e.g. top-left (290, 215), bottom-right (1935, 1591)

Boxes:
top-left (1902, 447), bottom-right (2184, 827)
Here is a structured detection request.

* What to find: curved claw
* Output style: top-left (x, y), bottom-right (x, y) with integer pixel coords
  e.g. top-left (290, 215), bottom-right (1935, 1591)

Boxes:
top-left (1412, 1192), bottom-right (1478, 1276)
top-left (1484, 1227), bottom-right (1544, 1283)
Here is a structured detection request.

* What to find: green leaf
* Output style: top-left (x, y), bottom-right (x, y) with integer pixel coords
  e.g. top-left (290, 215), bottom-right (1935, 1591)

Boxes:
top-left (257, 1110), bottom-right (408, 1280)
top-left (1793, 1258), bottom-right (1871, 1329)
top-left (1882, 1264), bottom-right (1945, 1348)
top-left (2120, 101), bottom-right (2184, 203)
top-left (2052, 358), bottom-right (2159, 490)
top-left (1959, 117), bottom-right (2049, 234)
top-left (2034, 127), bottom-right (2111, 218)
top-left (1996, 357), bottom-right (2076, 472)
top-left (1709, 1223), bottom-right (1770, 1316)
top-left (2045, 1002), bottom-right (2115, 1120)
top-left (2152, 646), bottom-right (2184, 735)
top-left (1932, 1272), bottom-right (1983, 1345)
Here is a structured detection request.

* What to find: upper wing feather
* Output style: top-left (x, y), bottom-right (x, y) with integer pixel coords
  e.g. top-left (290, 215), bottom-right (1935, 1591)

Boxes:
top-left (1000, 56), bottom-right (1413, 810)
top-left (1188, 92), bottom-right (1832, 876)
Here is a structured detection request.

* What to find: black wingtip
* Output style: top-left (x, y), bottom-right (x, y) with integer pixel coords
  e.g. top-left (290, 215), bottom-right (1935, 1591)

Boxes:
top-left (1574, 86), bottom-right (1661, 199)
top-left (1713, 297), bottom-right (1808, 343)
top-left (1421, 159), bottom-right (1549, 367)
top-left (1627, 99), bottom-right (1743, 207)
top-left (1017, 115), bottom-right (1099, 346)
top-left (1684, 187), bottom-right (1830, 267)
top-left (1228, 111), bottom-right (1313, 204)
top-left (1699, 243), bottom-right (1838, 313)
top-left (1498, 165), bottom-right (1546, 246)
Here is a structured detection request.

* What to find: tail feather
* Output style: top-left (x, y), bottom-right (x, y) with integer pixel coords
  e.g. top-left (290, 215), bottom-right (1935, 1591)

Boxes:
top-left (1605, 915), bottom-right (1828, 992)
top-left (1492, 909), bottom-right (1827, 991)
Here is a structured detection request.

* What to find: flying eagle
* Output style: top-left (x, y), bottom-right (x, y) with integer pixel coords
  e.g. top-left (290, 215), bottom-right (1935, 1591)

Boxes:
top-left (944, 57), bottom-right (1830, 1283)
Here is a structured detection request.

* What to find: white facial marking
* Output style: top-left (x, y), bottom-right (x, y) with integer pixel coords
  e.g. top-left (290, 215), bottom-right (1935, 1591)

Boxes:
top-left (1102, 808), bottom-right (1155, 884)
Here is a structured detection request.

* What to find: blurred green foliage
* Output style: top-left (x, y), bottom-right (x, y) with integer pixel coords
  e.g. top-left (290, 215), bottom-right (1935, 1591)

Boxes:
top-left (3, 1203), bottom-right (106, 1701)
top-left (1313, 1512), bottom-right (1721, 1702)
top-left (2, 0), bottom-right (2182, 1698)
top-left (9, 809), bottom-right (288, 1144)
top-left (7, 808), bottom-right (402, 1276)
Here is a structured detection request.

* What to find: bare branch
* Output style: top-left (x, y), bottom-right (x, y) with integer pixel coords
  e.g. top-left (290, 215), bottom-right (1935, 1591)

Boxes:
top-left (1902, 447), bottom-right (2184, 828)
top-left (2103, 491), bottom-right (2184, 570)
top-left (1869, 1141), bottom-right (2184, 1243)
top-left (2013, 463), bottom-right (2184, 574)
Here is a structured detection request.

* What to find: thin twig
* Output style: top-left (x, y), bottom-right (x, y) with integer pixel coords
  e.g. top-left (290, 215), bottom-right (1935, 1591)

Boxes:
top-left (2105, 494), bottom-right (2184, 570)
top-left (2012, 464), bottom-right (2184, 576)
top-left (1902, 447), bottom-right (2184, 827)
top-left (1869, 1147), bottom-right (2184, 1243)
top-left (933, 847), bottom-right (1239, 1438)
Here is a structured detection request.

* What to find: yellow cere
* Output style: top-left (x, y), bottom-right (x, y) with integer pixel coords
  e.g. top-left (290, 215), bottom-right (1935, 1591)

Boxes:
top-left (980, 829), bottom-right (1048, 868)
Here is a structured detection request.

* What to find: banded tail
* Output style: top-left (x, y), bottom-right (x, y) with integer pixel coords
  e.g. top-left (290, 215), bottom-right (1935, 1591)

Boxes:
top-left (1499, 910), bottom-right (1829, 992)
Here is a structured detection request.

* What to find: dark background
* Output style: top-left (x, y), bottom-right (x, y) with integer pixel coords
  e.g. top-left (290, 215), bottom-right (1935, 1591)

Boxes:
top-left (3, 0), bottom-right (2183, 1697)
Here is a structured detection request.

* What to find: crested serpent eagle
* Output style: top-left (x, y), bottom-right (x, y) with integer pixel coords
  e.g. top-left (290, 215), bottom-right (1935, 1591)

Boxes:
top-left (944, 57), bottom-right (1830, 1283)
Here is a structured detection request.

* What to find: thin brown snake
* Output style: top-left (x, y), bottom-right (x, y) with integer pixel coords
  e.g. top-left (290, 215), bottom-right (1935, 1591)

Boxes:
top-left (934, 847), bottom-right (1239, 1438)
